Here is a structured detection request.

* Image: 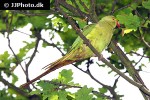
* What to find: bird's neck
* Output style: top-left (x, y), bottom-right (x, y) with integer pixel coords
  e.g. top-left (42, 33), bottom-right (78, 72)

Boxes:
top-left (99, 21), bottom-right (114, 32)
top-left (101, 20), bottom-right (114, 28)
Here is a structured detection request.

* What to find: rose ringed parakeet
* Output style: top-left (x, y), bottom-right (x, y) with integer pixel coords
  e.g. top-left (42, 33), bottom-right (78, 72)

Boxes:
top-left (22, 16), bottom-right (120, 87)
top-left (44, 16), bottom-right (120, 70)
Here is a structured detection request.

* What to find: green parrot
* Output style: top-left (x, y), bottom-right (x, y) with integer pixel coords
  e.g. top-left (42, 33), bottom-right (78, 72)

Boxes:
top-left (22, 16), bottom-right (120, 87)
top-left (44, 16), bottom-right (120, 70)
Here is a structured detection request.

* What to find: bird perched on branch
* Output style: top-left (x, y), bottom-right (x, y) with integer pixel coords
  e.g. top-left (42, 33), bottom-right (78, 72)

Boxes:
top-left (21, 16), bottom-right (120, 87)
top-left (43, 16), bottom-right (120, 70)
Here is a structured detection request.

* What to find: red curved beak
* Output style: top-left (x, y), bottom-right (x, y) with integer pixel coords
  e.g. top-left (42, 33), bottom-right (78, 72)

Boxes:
top-left (116, 21), bottom-right (120, 28)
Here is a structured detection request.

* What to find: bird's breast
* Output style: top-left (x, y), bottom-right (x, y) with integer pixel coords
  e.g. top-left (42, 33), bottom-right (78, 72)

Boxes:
top-left (87, 26), bottom-right (113, 54)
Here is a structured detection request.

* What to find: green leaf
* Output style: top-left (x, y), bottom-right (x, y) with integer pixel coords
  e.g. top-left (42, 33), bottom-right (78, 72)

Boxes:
top-left (52, 17), bottom-right (68, 32)
top-left (96, 62), bottom-right (106, 67)
top-left (58, 69), bottom-right (73, 84)
top-left (28, 16), bottom-right (48, 29)
top-left (109, 54), bottom-right (124, 69)
top-left (17, 41), bottom-right (36, 61)
top-left (58, 29), bottom-right (77, 51)
top-left (75, 86), bottom-right (93, 100)
top-left (74, 17), bottom-right (87, 29)
top-left (97, 97), bottom-right (107, 100)
top-left (23, 41), bottom-right (36, 49)
top-left (118, 33), bottom-right (142, 53)
top-left (117, 14), bottom-right (140, 30)
top-left (37, 81), bottom-right (58, 100)
top-left (116, 8), bottom-right (132, 15)
top-left (42, 41), bottom-right (49, 48)
top-left (12, 14), bottom-right (28, 28)
top-left (131, 3), bottom-right (138, 9)
top-left (0, 51), bottom-right (11, 69)
top-left (0, 90), bottom-right (15, 100)
top-left (0, 51), bottom-right (9, 60)
top-left (12, 73), bottom-right (18, 84)
top-left (37, 81), bottom-right (56, 91)
top-left (142, 0), bottom-right (150, 9)
top-left (99, 87), bottom-right (107, 94)
top-left (67, 93), bottom-right (75, 99)
top-left (37, 80), bottom-right (72, 100)
top-left (48, 93), bottom-right (58, 100)
top-left (0, 20), bottom-right (6, 30)
top-left (29, 89), bottom-right (41, 95)
top-left (58, 91), bottom-right (68, 100)
top-left (69, 0), bottom-right (90, 13)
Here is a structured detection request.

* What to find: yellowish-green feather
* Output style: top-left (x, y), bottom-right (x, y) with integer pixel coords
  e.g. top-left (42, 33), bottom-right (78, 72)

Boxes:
top-left (44, 16), bottom-right (117, 70)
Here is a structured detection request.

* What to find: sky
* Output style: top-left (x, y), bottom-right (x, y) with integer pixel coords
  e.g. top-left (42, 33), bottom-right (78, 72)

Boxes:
top-left (0, 23), bottom-right (150, 100)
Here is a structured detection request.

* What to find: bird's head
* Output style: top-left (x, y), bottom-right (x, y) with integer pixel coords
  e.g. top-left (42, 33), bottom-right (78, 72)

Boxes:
top-left (101, 16), bottom-right (120, 29)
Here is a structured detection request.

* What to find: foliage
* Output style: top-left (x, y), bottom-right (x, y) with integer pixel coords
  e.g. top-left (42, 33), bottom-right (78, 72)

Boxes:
top-left (0, 0), bottom-right (150, 100)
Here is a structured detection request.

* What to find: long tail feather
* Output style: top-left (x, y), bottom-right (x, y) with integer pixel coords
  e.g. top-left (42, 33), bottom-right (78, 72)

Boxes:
top-left (21, 58), bottom-right (75, 88)
top-left (21, 49), bottom-right (80, 88)
top-left (42, 57), bottom-right (67, 70)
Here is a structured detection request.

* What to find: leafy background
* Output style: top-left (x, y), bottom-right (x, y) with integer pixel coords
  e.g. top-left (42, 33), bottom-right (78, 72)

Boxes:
top-left (0, 0), bottom-right (150, 100)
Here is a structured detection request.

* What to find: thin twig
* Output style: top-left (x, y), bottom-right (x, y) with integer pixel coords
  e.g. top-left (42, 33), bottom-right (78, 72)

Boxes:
top-left (21, 1), bottom-right (150, 97)
top-left (110, 0), bottom-right (118, 14)
top-left (141, 36), bottom-right (150, 49)
top-left (56, 1), bottom-right (150, 96)
top-left (44, 81), bottom-right (113, 99)
top-left (128, 51), bottom-right (150, 59)
top-left (132, 30), bottom-right (150, 49)
top-left (74, 62), bottom-right (118, 97)
top-left (79, 0), bottom-right (89, 12)
top-left (86, 62), bottom-right (118, 98)
top-left (110, 41), bottom-right (150, 98)
top-left (13, 29), bottom-right (31, 36)
top-left (26, 33), bottom-right (41, 68)
top-left (113, 76), bottom-right (120, 89)
top-left (6, 12), bottom-right (26, 75)
top-left (114, 4), bottom-right (131, 13)
top-left (72, 0), bottom-right (86, 18)
top-left (134, 53), bottom-right (144, 67)
top-left (58, 0), bottom-right (88, 18)
top-left (11, 10), bottom-right (54, 16)
top-left (89, 0), bottom-right (98, 22)
top-left (41, 38), bottom-right (65, 56)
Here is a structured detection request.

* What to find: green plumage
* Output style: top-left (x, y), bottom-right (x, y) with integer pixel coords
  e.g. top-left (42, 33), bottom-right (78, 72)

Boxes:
top-left (44, 16), bottom-right (118, 70)
top-left (21, 16), bottom-right (119, 87)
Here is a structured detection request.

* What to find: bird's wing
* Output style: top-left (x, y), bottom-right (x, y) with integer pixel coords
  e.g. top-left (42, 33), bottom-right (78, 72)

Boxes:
top-left (69, 23), bottom-right (96, 52)
top-left (43, 24), bottom-right (97, 70)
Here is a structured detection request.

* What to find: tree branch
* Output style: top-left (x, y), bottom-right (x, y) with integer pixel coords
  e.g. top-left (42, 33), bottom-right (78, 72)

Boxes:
top-left (55, 1), bottom-right (150, 97)
top-left (79, 0), bottom-right (89, 12)
top-left (0, 76), bottom-right (28, 97)
top-left (110, 41), bottom-right (150, 99)
top-left (21, 1), bottom-right (150, 98)
top-left (42, 38), bottom-right (119, 98)
top-left (44, 80), bottom-right (113, 99)
top-left (41, 38), bottom-right (65, 56)
top-left (110, 0), bottom-right (118, 14)
top-left (58, 0), bottom-right (89, 18)
top-left (134, 53), bottom-right (144, 66)
top-left (26, 31), bottom-right (41, 73)
top-left (128, 51), bottom-right (150, 59)
top-left (11, 10), bottom-right (55, 16)
top-left (86, 61), bottom-right (119, 99)
top-left (5, 12), bottom-right (26, 75)
top-left (89, 0), bottom-right (98, 22)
